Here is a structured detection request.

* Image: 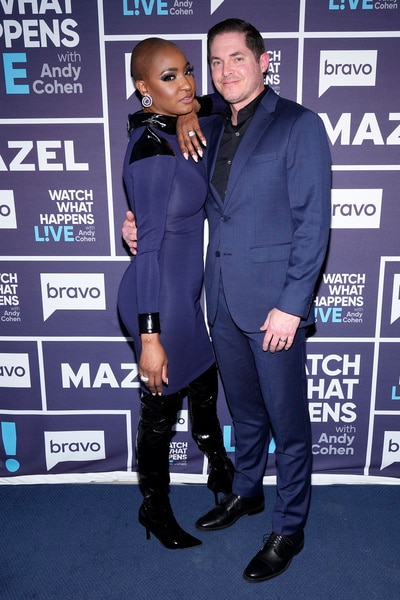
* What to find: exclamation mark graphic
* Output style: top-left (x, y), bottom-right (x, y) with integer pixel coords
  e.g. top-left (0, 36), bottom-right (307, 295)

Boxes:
top-left (134, 0), bottom-right (140, 15)
top-left (1, 422), bottom-right (20, 473)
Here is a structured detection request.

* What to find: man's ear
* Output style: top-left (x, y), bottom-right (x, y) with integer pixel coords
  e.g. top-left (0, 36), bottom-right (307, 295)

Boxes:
top-left (260, 52), bottom-right (270, 75)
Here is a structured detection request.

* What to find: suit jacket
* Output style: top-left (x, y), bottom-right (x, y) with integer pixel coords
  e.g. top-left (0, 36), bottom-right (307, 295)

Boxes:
top-left (204, 88), bottom-right (331, 332)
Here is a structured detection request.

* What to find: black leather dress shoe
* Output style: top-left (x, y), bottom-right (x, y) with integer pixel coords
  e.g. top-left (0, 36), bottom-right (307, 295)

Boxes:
top-left (195, 492), bottom-right (264, 530)
top-left (243, 531), bottom-right (304, 582)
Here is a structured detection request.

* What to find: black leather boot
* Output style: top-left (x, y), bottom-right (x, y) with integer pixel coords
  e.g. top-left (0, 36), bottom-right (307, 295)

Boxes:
top-left (138, 493), bottom-right (202, 549)
top-left (188, 364), bottom-right (234, 505)
top-left (136, 391), bottom-right (202, 549)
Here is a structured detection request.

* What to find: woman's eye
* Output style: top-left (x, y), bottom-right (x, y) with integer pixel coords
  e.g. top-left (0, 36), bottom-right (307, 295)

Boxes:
top-left (161, 74), bottom-right (175, 82)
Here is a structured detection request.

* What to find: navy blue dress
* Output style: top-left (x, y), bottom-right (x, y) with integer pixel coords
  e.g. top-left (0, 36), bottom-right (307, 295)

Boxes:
top-left (118, 113), bottom-right (215, 395)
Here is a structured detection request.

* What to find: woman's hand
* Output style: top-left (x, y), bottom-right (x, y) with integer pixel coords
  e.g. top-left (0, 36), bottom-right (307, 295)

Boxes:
top-left (176, 110), bottom-right (206, 162)
top-left (139, 334), bottom-right (168, 395)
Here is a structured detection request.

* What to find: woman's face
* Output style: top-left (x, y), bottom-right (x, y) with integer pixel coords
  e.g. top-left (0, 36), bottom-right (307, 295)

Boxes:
top-left (137, 45), bottom-right (196, 117)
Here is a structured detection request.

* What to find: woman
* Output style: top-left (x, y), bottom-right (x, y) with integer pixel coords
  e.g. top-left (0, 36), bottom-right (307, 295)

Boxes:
top-left (117, 38), bottom-right (233, 550)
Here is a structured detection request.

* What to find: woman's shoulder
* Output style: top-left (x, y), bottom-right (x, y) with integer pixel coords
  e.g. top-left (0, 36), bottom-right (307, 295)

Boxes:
top-left (127, 112), bottom-right (177, 164)
top-left (128, 127), bottom-right (175, 164)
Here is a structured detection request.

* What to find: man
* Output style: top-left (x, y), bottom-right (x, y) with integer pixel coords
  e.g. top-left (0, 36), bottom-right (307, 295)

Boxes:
top-left (123, 19), bottom-right (331, 582)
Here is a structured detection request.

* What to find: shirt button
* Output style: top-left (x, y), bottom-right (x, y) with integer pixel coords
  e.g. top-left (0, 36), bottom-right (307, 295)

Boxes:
top-left (227, 160), bottom-right (232, 165)
top-left (235, 131), bottom-right (240, 136)
top-left (215, 251), bottom-right (221, 257)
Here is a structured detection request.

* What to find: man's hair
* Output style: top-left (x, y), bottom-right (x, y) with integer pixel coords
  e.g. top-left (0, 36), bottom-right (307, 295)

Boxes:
top-left (207, 18), bottom-right (265, 62)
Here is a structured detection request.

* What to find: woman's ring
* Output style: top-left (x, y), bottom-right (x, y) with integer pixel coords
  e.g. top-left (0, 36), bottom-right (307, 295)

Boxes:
top-left (188, 130), bottom-right (196, 137)
top-left (140, 375), bottom-right (149, 382)
top-left (279, 338), bottom-right (287, 343)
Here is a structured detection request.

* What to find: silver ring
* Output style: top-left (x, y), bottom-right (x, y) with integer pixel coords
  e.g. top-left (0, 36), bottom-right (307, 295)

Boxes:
top-left (140, 375), bottom-right (149, 383)
top-left (279, 338), bottom-right (287, 343)
top-left (188, 130), bottom-right (196, 137)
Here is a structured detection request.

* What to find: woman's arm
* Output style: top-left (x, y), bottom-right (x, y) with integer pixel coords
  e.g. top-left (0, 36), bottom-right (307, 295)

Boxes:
top-left (124, 145), bottom-right (176, 393)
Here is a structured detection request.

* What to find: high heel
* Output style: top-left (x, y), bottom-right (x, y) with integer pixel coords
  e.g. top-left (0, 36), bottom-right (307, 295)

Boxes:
top-left (136, 391), bottom-right (201, 549)
top-left (139, 501), bottom-right (202, 549)
top-left (207, 454), bottom-right (235, 505)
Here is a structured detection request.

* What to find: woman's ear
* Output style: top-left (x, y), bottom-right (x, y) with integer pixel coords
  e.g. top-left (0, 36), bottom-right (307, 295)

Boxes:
top-left (135, 80), bottom-right (147, 97)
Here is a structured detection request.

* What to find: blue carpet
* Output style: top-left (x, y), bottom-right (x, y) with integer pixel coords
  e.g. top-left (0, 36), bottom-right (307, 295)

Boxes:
top-left (0, 483), bottom-right (398, 599)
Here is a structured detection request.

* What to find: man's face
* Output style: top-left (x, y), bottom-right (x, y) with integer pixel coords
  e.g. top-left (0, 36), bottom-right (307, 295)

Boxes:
top-left (209, 31), bottom-right (269, 112)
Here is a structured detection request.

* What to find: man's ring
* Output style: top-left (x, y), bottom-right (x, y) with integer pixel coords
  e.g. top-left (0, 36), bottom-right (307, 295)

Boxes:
top-left (140, 375), bottom-right (149, 382)
top-left (279, 338), bottom-right (287, 343)
top-left (188, 130), bottom-right (196, 137)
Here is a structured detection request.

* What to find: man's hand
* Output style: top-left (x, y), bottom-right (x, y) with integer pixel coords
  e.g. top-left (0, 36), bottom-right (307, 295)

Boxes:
top-left (176, 110), bottom-right (206, 162)
top-left (260, 308), bottom-right (301, 353)
top-left (122, 210), bottom-right (137, 255)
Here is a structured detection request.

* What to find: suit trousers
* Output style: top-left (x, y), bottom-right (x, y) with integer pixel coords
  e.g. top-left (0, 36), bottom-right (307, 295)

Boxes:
top-left (210, 278), bottom-right (312, 535)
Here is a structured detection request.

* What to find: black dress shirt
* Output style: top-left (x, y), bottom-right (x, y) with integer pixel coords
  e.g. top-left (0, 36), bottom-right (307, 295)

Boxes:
top-left (211, 86), bottom-right (268, 200)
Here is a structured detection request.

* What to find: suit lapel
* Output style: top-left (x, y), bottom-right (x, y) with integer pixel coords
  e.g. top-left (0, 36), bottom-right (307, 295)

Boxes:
top-left (207, 120), bottom-right (225, 206)
top-left (224, 92), bottom-right (278, 204)
top-left (207, 89), bottom-right (280, 207)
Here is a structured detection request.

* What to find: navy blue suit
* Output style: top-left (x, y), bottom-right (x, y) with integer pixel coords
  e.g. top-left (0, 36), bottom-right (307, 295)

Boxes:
top-left (204, 88), bottom-right (331, 535)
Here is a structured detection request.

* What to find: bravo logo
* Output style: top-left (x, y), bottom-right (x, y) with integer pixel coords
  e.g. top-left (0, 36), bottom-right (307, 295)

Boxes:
top-left (44, 430), bottom-right (106, 471)
top-left (40, 273), bottom-right (106, 321)
top-left (172, 409), bottom-right (188, 432)
top-left (390, 274), bottom-right (400, 325)
top-left (380, 431), bottom-right (400, 470)
top-left (125, 52), bottom-right (135, 100)
top-left (331, 189), bottom-right (382, 229)
top-left (0, 190), bottom-right (17, 228)
top-left (0, 353), bottom-right (31, 388)
top-left (319, 50), bottom-right (377, 97)
top-left (211, 0), bottom-right (225, 12)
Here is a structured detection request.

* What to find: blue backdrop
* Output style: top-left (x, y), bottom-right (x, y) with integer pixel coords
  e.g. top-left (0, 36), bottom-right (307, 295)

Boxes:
top-left (1, 0), bottom-right (400, 484)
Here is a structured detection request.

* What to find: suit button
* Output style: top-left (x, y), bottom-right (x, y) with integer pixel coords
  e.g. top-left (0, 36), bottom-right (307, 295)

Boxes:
top-left (215, 251), bottom-right (221, 257)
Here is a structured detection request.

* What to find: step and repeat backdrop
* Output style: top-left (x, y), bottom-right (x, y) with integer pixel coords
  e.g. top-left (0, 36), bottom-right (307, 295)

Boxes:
top-left (1, 0), bottom-right (400, 484)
